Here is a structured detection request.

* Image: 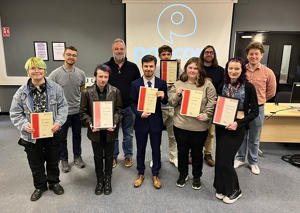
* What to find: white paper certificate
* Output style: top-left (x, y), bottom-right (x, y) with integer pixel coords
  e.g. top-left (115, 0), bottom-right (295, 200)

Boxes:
top-left (180, 89), bottom-right (203, 117)
top-left (212, 96), bottom-right (239, 126)
top-left (160, 60), bottom-right (178, 84)
top-left (137, 87), bottom-right (158, 113)
top-left (31, 112), bottom-right (53, 139)
top-left (93, 101), bottom-right (113, 129)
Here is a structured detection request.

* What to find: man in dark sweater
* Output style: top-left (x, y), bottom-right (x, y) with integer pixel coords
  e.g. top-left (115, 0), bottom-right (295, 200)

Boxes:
top-left (105, 38), bottom-right (141, 168)
top-left (199, 45), bottom-right (224, 167)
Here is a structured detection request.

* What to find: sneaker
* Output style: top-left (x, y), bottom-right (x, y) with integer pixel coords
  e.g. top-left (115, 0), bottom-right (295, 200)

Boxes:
top-left (223, 189), bottom-right (242, 204)
top-left (113, 158), bottom-right (117, 168)
top-left (74, 156), bottom-right (86, 168)
top-left (150, 160), bottom-right (153, 168)
top-left (30, 188), bottom-right (47, 201)
top-left (124, 158), bottom-right (133, 167)
top-left (192, 177), bottom-right (201, 190)
top-left (49, 183), bottom-right (64, 195)
top-left (216, 193), bottom-right (225, 200)
top-left (61, 160), bottom-right (71, 173)
top-left (204, 154), bottom-right (215, 167)
top-left (250, 164), bottom-right (260, 175)
top-left (176, 175), bottom-right (188, 188)
top-left (234, 160), bottom-right (246, 169)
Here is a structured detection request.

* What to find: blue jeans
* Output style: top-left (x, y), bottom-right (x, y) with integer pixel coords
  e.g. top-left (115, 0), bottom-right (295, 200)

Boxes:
top-left (60, 113), bottom-right (82, 160)
top-left (236, 105), bottom-right (264, 165)
top-left (113, 106), bottom-right (134, 158)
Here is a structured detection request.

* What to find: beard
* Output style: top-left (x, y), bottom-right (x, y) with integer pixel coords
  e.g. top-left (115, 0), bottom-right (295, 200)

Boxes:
top-left (113, 53), bottom-right (125, 63)
top-left (204, 57), bottom-right (213, 64)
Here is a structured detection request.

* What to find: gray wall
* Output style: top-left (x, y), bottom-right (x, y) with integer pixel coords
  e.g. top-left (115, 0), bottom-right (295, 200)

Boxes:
top-left (0, 0), bottom-right (124, 112)
top-left (230, 0), bottom-right (300, 57)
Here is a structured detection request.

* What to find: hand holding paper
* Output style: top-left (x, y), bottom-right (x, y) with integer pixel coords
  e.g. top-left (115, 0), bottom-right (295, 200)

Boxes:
top-left (107, 124), bottom-right (117, 132)
top-left (156, 91), bottom-right (165, 99)
top-left (225, 122), bottom-right (238, 130)
top-left (25, 123), bottom-right (35, 133)
top-left (141, 112), bottom-right (151, 118)
top-left (51, 123), bottom-right (60, 133)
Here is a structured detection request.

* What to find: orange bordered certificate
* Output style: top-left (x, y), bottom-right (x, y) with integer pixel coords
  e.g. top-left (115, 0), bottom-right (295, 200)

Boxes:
top-left (160, 60), bottom-right (178, 84)
top-left (137, 86), bottom-right (158, 113)
top-left (93, 101), bottom-right (113, 129)
top-left (31, 112), bottom-right (53, 139)
top-left (180, 89), bottom-right (203, 117)
top-left (212, 96), bottom-right (239, 127)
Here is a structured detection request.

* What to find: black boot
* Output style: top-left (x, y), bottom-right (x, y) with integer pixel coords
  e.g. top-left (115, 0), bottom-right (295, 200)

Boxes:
top-left (30, 188), bottom-right (47, 201)
top-left (103, 176), bottom-right (112, 195)
top-left (95, 177), bottom-right (104, 195)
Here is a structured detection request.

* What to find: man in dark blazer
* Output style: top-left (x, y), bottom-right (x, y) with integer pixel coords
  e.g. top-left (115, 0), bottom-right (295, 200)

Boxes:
top-left (130, 55), bottom-right (168, 189)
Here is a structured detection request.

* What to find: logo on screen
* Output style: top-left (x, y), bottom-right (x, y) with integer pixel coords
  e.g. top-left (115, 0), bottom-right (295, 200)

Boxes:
top-left (157, 4), bottom-right (197, 44)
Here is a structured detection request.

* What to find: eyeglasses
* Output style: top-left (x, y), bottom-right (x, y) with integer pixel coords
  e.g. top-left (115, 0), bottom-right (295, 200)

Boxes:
top-left (204, 51), bottom-right (214, 55)
top-left (65, 53), bottom-right (77, 57)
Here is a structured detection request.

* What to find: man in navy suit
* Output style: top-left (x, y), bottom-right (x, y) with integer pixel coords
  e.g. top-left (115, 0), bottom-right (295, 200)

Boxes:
top-left (130, 55), bottom-right (168, 189)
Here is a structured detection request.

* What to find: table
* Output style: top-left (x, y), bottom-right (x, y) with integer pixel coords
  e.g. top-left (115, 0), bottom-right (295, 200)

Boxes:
top-left (261, 103), bottom-right (300, 143)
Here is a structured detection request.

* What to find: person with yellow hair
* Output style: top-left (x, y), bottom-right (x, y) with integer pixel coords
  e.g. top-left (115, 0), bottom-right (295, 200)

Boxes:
top-left (10, 57), bottom-right (68, 201)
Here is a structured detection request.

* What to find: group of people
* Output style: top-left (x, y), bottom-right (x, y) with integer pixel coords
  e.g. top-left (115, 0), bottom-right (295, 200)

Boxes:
top-left (9, 38), bottom-right (276, 204)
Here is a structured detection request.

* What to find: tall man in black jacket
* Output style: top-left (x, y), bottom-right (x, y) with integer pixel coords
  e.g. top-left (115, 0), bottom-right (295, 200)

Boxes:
top-left (105, 38), bottom-right (141, 168)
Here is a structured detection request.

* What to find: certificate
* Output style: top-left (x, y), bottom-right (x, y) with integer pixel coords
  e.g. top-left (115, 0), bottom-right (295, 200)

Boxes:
top-left (212, 96), bottom-right (240, 127)
top-left (31, 112), bottom-right (53, 139)
top-left (52, 42), bottom-right (66, 61)
top-left (180, 89), bottom-right (203, 117)
top-left (137, 87), bottom-right (158, 113)
top-left (34, 41), bottom-right (48, 61)
top-left (160, 60), bottom-right (178, 84)
top-left (93, 101), bottom-right (114, 129)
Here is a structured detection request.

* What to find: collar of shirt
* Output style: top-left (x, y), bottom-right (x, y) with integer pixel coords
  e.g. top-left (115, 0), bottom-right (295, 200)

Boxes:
top-left (143, 76), bottom-right (155, 88)
top-left (62, 65), bottom-right (75, 72)
top-left (27, 78), bottom-right (46, 93)
top-left (246, 63), bottom-right (262, 72)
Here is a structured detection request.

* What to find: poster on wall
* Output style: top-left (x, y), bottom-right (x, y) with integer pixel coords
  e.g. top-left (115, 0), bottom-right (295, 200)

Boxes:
top-left (34, 41), bottom-right (48, 61)
top-left (52, 42), bottom-right (66, 61)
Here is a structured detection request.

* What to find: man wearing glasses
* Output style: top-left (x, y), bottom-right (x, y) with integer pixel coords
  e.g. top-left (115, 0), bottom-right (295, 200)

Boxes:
top-left (49, 46), bottom-right (86, 173)
top-left (198, 45), bottom-right (224, 167)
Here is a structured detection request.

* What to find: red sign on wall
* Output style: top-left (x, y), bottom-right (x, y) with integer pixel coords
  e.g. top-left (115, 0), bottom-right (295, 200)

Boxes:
top-left (2, 27), bottom-right (10, 37)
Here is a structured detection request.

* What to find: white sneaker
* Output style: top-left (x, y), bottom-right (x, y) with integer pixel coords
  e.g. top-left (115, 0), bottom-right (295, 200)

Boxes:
top-left (150, 160), bottom-right (153, 168)
top-left (234, 160), bottom-right (246, 169)
top-left (216, 193), bottom-right (225, 200)
top-left (250, 164), bottom-right (260, 175)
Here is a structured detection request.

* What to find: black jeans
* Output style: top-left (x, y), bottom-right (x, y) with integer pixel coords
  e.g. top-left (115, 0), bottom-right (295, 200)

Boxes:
top-left (23, 137), bottom-right (60, 190)
top-left (91, 131), bottom-right (114, 179)
top-left (60, 113), bottom-right (82, 160)
top-left (214, 125), bottom-right (245, 196)
top-left (174, 126), bottom-right (208, 178)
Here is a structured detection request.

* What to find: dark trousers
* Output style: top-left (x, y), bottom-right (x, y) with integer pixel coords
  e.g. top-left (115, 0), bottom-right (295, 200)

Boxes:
top-left (91, 131), bottom-right (114, 179)
top-left (174, 126), bottom-right (208, 178)
top-left (24, 138), bottom-right (60, 190)
top-left (60, 113), bottom-right (82, 160)
top-left (214, 125), bottom-right (245, 196)
top-left (135, 130), bottom-right (162, 176)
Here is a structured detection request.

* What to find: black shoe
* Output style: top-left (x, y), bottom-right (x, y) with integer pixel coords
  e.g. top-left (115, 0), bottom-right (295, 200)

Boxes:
top-left (49, 183), bottom-right (64, 195)
top-left (30, 188), bottom-right (47, 201)
top-left (95, 178), bottom-right (104, 195)
top-left (192, 177), bottom-right (201, 190)
top-left (103, 176), bottom-right (112, 195)
top-left (176, 175), bottom-right (188, 188)
top-left (223, 189), bottom-right (242, 204)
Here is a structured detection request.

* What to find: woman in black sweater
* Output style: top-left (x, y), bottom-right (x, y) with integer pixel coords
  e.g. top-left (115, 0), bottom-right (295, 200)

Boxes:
top-left (213, 57), bottom-right (258, 204)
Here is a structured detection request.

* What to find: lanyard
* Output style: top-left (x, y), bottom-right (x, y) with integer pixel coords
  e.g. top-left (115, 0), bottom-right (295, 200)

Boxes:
top-left (227, 83), bottom-right (240, 98)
